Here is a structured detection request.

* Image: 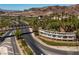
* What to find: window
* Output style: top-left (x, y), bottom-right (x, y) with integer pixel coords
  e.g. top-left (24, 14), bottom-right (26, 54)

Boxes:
top-left (63, 36), bottom-right (67, 38)
top-left (68, 36), bottom-right (73, 38)
top-left (52, 35), bottom-right (56, 37)
top-left (48, 34), bottom-right (51, 36)
top-left (58, 35), bottom-right (62, 38)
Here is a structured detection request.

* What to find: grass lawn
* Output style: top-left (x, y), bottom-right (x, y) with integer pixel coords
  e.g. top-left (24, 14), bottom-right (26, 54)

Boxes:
top-left (38, 36), bottom-right (79, 46)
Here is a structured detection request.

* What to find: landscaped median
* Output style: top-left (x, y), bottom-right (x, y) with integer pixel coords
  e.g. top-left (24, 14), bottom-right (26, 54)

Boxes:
top-left (14, 29), bottom-right (33, 55)
top-left (37, 36), bottom-right (79, 46)
top-left (16, 39), bottom-right (33, 55)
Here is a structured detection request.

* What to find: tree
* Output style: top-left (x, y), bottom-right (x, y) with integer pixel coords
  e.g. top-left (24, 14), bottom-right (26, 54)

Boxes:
top-left (15, 29), bottom-right (22, 39)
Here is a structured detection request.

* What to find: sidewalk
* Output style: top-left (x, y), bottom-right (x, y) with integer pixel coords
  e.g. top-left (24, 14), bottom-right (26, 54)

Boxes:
top-left (29, 28), bottom-right (79, 52)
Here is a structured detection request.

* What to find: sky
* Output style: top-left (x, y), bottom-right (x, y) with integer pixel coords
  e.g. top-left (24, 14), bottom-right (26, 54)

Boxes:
top-left (0, 4), bottom-right (72, 11)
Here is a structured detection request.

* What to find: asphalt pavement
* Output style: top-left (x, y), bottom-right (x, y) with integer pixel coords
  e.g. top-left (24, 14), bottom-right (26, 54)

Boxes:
top-left (19, 21), bottom-right (45, 55)
top-left (11, 36), bottom-right (20, 55)
top-left (0, 31), bottom-right (20, 55)
top-left (21, 28), bottom-right (45, 55)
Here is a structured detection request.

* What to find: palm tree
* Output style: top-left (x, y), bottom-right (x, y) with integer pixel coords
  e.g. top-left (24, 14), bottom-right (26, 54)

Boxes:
top-left (15, 29), bottom-right (22, 39)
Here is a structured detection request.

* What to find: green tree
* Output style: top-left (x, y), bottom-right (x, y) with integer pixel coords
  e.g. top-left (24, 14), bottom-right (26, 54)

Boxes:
top-left (15, 29), bottom-right (22, 39)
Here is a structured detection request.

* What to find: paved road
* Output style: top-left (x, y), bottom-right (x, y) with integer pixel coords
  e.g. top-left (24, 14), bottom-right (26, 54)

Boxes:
top-left (19, 22), bottom-right (45, 55)
top-left (0, 31), bottom-right (14, 55)
top-left (21, 28), bottom-right (45, 55)
top-left (9, 30), bottom-right (20, 55)
top-left (11, 36), bottom-right (20, 55)
top-left (20, 21), bottom-right (79, 55)
top-left (0, 31), bottom-right (20, 55)
top-left (35, 41), bottom-right (79, 55)
top-left (0, 31), bottom-right (12, 43)
top-left (0, 20), bottom-right (21, 55)
top-left (21, 27), bottom-right (66, 55)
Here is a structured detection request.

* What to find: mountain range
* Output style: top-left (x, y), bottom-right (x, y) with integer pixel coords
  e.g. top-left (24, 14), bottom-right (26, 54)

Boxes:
top-left (0, 4), bottom-right (79, 16)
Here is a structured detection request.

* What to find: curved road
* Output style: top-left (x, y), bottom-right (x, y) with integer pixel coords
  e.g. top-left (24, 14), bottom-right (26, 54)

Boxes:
top-left (20, 21), bottom-right (79, 55)
top-left (21, 27), bottom-right (45, 55)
